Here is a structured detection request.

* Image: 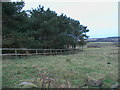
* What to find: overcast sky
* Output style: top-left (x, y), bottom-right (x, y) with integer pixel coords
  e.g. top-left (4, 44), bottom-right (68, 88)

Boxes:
top-left (12, 0), bottom-right (118, 38)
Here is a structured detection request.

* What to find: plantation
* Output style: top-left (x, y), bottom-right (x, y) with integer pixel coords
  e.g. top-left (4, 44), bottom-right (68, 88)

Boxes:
top-left (2, 2), bottom-right (89, 49)
top-left (2, 42), bottom-right (118, 88)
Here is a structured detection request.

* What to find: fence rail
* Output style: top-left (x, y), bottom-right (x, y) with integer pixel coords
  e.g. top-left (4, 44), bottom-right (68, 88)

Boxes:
top-left (0, 48), bottom-right (81, 56)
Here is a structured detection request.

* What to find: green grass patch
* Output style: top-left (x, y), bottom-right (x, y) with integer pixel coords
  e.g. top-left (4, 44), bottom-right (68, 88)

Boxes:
top-left (2, 46), bottom-right (118, 88)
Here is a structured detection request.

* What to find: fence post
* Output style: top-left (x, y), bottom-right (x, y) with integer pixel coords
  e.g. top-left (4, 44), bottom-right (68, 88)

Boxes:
top-left (26, 50), bottom-right (29, 56)
top-left (61, 50), bottom-right (63, 54)
top-left (70, 49), bottom-right (72, 54)
top-left (15, 50), bottom-right (17, 57)
top-left (56, 50), bottom-right (57, 54)
top-left (50, 49), bottom-right (52, 55)
top-left (36, 50), bottom-right (38, 55)
top-left (43, 49), bottom-right (45, 55)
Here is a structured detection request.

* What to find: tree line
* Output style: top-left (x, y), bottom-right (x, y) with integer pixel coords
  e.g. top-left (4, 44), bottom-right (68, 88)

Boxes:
top-left (2, 2), bottom-right (89, 49)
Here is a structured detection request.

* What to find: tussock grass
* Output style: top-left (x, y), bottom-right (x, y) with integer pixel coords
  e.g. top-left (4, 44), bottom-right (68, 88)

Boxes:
top-left (2, 43), bottom-right (118, 88)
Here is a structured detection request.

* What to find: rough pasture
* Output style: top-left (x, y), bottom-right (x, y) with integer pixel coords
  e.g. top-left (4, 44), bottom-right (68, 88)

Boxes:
top-left (2, 42), bottom-right (118, 88)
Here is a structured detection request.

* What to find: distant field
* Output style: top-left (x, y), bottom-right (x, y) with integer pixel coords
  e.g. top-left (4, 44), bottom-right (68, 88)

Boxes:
top-left (87, 42), bottom-right (115, 46)
top-left (88, 42), bottom-right (114, 43)
top-left (2, 44), bottom-right (118, 88)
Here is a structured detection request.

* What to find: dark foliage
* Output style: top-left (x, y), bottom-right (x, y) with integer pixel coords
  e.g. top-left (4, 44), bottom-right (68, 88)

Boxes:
top-left (2, 2), bottom-right (89, 49)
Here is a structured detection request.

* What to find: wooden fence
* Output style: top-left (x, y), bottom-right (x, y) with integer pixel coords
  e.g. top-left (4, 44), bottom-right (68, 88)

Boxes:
top-left (0, 48), bottom-right (81, 56)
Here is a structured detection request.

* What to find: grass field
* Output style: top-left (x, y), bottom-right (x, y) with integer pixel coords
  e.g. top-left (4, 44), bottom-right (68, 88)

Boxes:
top-left (87, 42), bottom-right (115, 46)
top-left (2, 42), bottom-right (118, 88)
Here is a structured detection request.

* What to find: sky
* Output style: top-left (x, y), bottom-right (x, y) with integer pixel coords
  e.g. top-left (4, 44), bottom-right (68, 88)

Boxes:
top-left (11, 0), bottom-right (118, 38)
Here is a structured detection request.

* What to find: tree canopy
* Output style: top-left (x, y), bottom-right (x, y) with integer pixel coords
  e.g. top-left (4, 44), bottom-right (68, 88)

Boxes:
top-left (2, 2), bottom-right (89, 49)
